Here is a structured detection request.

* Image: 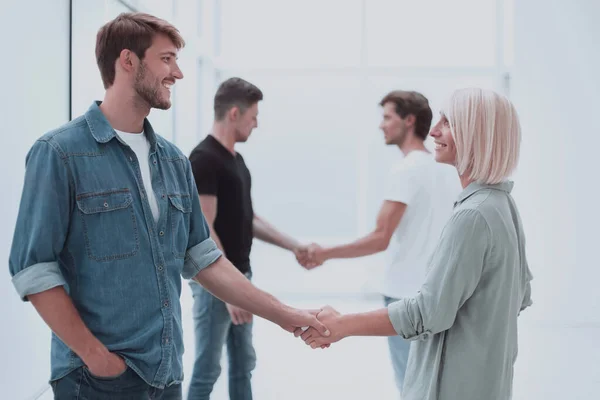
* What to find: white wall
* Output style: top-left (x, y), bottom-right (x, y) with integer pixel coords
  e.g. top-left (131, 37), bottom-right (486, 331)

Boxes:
top-left (512, 0), bottom-right (600, 325)
top-left (1, 1), bottom-right (70, 399)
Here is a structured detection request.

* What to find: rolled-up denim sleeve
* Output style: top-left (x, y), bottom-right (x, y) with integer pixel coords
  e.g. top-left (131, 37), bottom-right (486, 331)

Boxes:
top-left (181, 159), bottom-right (222, 279)
top-left (387, 209), bottom-right (489, 340)
top-left (9, 139), bottom-right (70, 301)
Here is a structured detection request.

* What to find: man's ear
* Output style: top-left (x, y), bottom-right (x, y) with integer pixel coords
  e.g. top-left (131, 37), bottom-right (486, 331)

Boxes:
top-left (405, 114), bottom-right (416, 128)
top-left (228, 106), bottom-right (240, 121)
top-left (118, 49), bottom-right (137, 73)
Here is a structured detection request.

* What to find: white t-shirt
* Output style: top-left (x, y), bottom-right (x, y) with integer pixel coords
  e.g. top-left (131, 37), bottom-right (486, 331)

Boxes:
top-left (114, 130), bottom-right (160, 222)
top-left (379, 150), bottom-right (462, 299)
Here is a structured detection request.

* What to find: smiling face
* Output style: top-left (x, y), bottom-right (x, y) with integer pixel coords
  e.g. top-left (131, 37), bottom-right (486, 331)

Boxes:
top-left (132, 34), bottom-right (183, 110)
top-left (429, 113), bottom-right (457, 165)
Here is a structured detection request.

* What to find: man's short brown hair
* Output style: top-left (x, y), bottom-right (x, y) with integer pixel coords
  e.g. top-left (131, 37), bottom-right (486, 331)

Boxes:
top-left (379, 91), bottom-right (433, 140)
top-left (214, 78), bottom-right (263, 120)
top-left (95, 12), bottom-right (185, 89)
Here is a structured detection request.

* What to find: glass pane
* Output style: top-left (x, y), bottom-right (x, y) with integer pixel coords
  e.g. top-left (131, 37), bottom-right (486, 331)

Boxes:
top-left (137, 0), bottom-right (174, 21)
top-left (366, 0), bottom-right (497, 67)
top-left (219, 0), bottom-right (362, 68)
top-left (106, 0), bottom-right (133, 16)
top-left (71, 0), bottom-right (130, 119)
top-left (214, 0), bottom-right (222, 56)
top-left (504, 0), bottom-right (515, 67)
top-left (217, 71), bottom-right (363, 238)
top-left (197, 0), bottom-right (204, 38)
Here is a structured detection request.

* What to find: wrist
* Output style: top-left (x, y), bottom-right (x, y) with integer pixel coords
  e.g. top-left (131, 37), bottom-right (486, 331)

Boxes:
top-left (288, 239), bottom-right (301, 252)
top-left (278, 304), bottom-right (297, 324)
top-left (321, 247), bottom-right (334, 261)
top-left (337, 314), bottom-right (356, 338)
top-left (80, 340), bottom-right (110, 366)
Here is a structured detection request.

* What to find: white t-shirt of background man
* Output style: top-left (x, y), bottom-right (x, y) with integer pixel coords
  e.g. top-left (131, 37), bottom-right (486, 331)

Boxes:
top-left (379, 150), bottom-right (462, 299)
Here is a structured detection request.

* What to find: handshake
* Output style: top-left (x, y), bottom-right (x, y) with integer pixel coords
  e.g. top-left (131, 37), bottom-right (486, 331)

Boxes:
top-left (291, 305), bottom-right (343, 349)
top-left (294, 243), bottom-right (327, 270)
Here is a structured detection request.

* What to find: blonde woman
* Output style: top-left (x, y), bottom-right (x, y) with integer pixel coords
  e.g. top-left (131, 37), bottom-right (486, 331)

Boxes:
top-left (297, 88), bottom-right (533, 400)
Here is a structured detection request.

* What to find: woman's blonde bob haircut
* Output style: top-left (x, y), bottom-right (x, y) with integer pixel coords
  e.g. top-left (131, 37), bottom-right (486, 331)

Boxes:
top-left (443, 88), bottom-right (521, 184)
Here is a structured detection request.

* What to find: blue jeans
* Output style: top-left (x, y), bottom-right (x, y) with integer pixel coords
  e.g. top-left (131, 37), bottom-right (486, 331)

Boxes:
top-left (51, 366), bottom-right (182, 399)
top-left (188, 275), bottom-right (256, 400)
top-left (384, 296), bottom-right (412, 395)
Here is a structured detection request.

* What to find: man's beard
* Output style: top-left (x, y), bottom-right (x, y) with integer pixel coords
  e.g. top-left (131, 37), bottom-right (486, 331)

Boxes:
top-left (395, 129), bottom-right (407, 146)
top-left (134, 62), bottom-right (170, 110)
top-left (388, 127), bottom-right (407, 146)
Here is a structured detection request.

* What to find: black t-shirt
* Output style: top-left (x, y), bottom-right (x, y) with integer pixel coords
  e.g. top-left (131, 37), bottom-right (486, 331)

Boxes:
top-left (189, 135), bottom-right (253, 273)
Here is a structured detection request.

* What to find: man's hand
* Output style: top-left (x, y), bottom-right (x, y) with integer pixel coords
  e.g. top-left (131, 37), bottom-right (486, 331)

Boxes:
top-left (293, 244), bottom-right (311, 267)
top-left (84, 350), bottom-right (127, 378)
top-left (294, 305), bottom-right (344, 348)
top-left (277, 307), bottom-right (331, 338)
top-left (227, 303), bottom-right (253, 325)
top-left (295, 243), bottom-right (326, 270)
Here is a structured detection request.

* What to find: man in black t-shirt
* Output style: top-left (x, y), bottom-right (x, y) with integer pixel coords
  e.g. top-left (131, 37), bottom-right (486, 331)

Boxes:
top-left (187, 77), bottom-right (309, 400)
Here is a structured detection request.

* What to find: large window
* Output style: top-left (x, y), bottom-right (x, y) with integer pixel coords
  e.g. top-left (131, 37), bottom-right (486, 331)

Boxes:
top-left (219, 0), bottom-right (512, 239)
top-left (218, 0), bottom-right (513, 293)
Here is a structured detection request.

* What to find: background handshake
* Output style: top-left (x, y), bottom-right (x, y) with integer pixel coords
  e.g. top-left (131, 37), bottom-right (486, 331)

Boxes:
top-left (294, 243), bottom-right (326, 270)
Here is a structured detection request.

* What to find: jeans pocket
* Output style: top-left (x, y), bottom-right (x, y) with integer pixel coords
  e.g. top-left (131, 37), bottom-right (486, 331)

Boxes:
top-left (83, 365), bottom-right (129, 382)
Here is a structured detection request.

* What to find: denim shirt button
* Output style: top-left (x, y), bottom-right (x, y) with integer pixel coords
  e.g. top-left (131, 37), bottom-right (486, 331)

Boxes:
top-left (158, 265), bottom-right (163, 271)
top-left (163, 301), bottom-right (169, 308)
top-left (159, 231), bottom-right (165, 236)
top-left (103, 202), bottom-right (108, 208)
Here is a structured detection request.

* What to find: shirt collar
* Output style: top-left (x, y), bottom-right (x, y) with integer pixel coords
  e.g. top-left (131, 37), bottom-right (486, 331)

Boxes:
top-left (455, 180), bottom-right (515, 206)
top-left (84, 101), bottom-right (159, 150)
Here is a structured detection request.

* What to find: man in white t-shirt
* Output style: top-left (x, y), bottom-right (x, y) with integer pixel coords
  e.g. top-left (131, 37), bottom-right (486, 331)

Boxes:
top-left (300, 90), bottom-right (461, 396)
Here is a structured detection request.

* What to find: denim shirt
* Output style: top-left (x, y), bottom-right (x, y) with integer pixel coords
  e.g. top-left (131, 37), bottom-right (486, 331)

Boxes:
top-left (9, 102), bottom-right (222, 388)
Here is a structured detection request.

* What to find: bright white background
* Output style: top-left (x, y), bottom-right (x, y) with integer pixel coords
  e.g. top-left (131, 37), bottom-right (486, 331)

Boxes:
top-left (1, 0), bottom-right (598, 399)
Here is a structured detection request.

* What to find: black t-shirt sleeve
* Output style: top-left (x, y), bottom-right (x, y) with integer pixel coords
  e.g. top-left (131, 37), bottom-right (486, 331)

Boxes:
top-left (190, 153), bottom-right (219, 196)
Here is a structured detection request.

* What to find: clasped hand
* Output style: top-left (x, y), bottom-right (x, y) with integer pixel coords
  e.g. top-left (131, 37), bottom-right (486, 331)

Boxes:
top-left (294, 243), bottom-right (326, 270)
top-left (293, 305), bottom-right (342, 349)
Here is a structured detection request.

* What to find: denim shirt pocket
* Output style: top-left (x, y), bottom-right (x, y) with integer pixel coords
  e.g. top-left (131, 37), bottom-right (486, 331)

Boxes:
top-left (76, 189), bottom-right (139, 261)
top-left (168, 194), bottom-right (192, 259)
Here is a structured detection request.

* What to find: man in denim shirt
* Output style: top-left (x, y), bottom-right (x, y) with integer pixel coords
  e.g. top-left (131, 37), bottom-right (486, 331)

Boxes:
top-left (8, 13), bottom-right (328, 400)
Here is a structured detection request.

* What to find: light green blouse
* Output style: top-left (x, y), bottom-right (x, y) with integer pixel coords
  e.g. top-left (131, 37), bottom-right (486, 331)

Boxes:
top-left (388, 181), bottom-right (533, 400)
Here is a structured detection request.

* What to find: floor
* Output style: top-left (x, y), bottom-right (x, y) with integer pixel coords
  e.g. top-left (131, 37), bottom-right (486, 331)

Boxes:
top-left (178, 290), bottom-right (600, 400)
top-left (179, 292), bottom-right (399, 400)
top-left (35, 291), bottom-right (600, 400)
